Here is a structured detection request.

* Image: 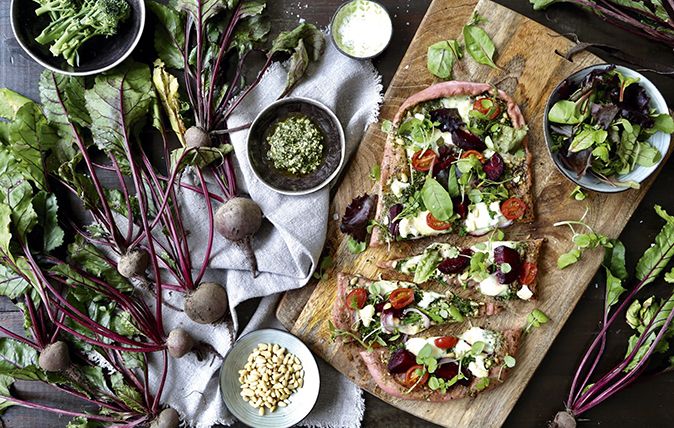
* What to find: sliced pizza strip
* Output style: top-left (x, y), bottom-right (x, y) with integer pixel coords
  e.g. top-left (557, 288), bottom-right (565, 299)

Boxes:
top-left (381, 238), bottom-right (543, 301)
top-left (360, 326), bottom-right (521, 401)
top-left (371, 81), bottom-right (533, 247)
top-left (331, 273), bottom-right (501, 349)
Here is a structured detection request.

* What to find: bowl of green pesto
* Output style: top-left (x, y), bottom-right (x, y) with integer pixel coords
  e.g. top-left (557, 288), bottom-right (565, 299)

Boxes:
top-left (247, 97), bottom-right (345, 195)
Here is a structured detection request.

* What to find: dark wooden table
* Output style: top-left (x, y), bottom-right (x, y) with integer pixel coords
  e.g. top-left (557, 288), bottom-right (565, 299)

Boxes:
top-left (2, 1), bottom-right (674, 427)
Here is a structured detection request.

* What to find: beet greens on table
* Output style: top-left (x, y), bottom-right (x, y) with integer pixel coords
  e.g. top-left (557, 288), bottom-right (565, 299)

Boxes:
top-left (0, 0), bottom-right (325, 425)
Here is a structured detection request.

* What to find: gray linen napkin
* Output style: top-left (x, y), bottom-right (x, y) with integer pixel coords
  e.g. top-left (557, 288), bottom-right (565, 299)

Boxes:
top-left (145, 37), bottom-right (382, 428)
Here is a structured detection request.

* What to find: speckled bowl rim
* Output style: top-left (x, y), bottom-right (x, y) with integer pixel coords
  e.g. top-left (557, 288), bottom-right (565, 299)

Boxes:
top-left (543, 63), bottom-right (671, 194)
top-left (329, 0), bottom-right (393, 60)
top-left (218, 328), bottom-right (320, 428)
top-left (247, 97), bottom-right (346, 196)
top-left (10, 0), bottom-right (146, 76)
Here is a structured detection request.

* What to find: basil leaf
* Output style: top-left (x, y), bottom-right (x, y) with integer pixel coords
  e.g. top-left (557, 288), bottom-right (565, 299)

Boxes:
top-left (421, 176), bottom-right (454, 222)
top-left (463, 25), bottom-right (498, 69)
top-left (427, 40), bottom-right (463, 79)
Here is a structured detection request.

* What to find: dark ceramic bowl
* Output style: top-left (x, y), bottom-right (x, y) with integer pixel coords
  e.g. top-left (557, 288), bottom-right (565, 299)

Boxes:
top-left (247, 97), bottom-right (345, 196)
top-left (10, 0), bottom-right (145, 76)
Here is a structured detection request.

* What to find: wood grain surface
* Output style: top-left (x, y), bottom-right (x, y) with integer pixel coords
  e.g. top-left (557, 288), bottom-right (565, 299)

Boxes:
top-left (276, 0), bottom-right (673, 426)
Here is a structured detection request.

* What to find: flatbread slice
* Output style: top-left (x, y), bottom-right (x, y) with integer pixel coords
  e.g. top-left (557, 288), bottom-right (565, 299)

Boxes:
top-left (380, 238), bottom-right (544, 301)
top-left (331, 273), bottom-right (501, 348)
top-left (371, 81), bottom-right (533, 247)
top-left (360, 327), bottom-right (521, 401)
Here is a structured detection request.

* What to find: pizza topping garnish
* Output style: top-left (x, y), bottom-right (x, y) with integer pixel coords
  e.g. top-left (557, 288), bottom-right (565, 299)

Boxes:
top-left (334, 277), bottom-right (497, 348)
top-left (377, 91), bottom-right (530, 243)
top-left (391, 240), bottom-right (537, 301)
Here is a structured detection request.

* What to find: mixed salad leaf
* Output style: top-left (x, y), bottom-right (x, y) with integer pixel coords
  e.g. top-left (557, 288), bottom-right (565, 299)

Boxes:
top-left (548, 65), bottom-right (674, 187)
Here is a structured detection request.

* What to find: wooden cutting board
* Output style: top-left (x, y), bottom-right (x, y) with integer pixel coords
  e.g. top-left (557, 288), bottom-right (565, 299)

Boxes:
top-left (276, 0), bottom-right (672, 426)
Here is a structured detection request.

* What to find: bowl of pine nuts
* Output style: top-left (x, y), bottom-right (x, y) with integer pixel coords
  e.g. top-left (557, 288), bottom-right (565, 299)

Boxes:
top-left (219, 328), bottom-right (320, 427)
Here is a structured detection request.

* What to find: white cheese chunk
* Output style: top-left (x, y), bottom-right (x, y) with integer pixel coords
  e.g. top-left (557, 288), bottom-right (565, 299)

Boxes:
top-left (461, 327), bottom-right (497, 354)
top-left (478, 274), bottom-right (509, 297)
top-left (390, 179), bottom-right (410, 198)
top-left (404, 337), bottom-right (446, 359)
top-left (441, 96), bottom-right (473, 124)
top-left (370, 280), bottom-right (403, 296)
top-left (358, 305), bottom-right (375, 328)
top-left (417, 291), bottom-right (444, 309)
top-left (465, 202), bottom-right (510, 235)
top-left (516, 284), bottom-right (534, 300)
top-left (468, 355), bottom-right (490, 378)
top-left (398, 210), bottom-right (444, 238)
top-left (453, 339), bottom-right (472, 358)
top-left (397, 323), bottom-right (423, 336)
top-left (471, 240), bottom-right (517, 262)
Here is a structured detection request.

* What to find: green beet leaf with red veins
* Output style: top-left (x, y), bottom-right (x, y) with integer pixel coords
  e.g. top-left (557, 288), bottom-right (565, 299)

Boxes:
top-left (150, 0), bottom-right (325, 274)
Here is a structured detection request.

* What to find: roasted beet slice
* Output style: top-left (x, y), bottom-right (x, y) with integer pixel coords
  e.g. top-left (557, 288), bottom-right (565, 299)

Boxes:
top-left (453, 197), bottom-right (468, 219)
top-left (451, 129), bottom-right (486, 151)
top-left (388, 349), bottom-right (417, 374)
top-left (432, 146), bottom-right (456, 178)
top-left (493, 245), bottom-right (522, 284)
top-left (484, 153), bottom-right (505, 181)
top-left (438, 249), bottom-right (473, 274)
top-left (435, 362), bottom-right (471, 385)
top-left (341, 194), bottom-right (378, 242)
top-left (388, 204), bottom-right (403, 237)
top-left (429, 108), bottom-right (464, 132)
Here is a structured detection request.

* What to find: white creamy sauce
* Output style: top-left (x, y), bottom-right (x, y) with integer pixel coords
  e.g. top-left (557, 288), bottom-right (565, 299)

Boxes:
top-left (332, 0), bottom-right (392, 58)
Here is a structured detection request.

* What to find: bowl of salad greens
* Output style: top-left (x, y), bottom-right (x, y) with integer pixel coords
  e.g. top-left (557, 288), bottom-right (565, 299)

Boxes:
top-left (10, 0), bottom-right (145, 76)
top-left (544, 64), bottom-right (673, 192)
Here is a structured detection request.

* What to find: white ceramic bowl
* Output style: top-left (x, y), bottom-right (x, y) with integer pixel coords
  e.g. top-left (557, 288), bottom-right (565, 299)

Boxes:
top-left (544, 64), bottom-right (670, 193)
top-left (219, 329), bottom-right (320, 428)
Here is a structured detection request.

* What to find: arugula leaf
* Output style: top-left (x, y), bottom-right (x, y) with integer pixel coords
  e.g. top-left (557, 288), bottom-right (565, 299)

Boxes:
top-left (85, 62), bottom-right (154, 169)
top-left (635, 205), bottom-right (674, 287)
top-left (427, 40), bottom-right (463, 79)
top-left (421, 176), bottom-right (453, 221)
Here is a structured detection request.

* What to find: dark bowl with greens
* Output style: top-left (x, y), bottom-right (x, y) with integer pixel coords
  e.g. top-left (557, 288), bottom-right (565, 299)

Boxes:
top-left (10, 0), bottom-right (145, 76)
top-left (544, 64), bottom-right (672, 193)
top-left (247, 97), bottom-right (345, 196)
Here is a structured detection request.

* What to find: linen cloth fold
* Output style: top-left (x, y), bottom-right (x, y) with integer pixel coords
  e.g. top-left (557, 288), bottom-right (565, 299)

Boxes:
top-left (146, 38), bottom-right (382, 428)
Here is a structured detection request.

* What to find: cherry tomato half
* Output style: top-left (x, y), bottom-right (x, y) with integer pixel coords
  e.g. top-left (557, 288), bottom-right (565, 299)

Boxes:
top-left (519, 262), bottom-right (538, 286)
top-left (434, 336), bottom-right (460, 350)
top-left (473, 97), bottom-right (502, 120)
top-left (411, 149), bottom-right (437, 172)
top-left (461, 150), bottom-right (486, 163)
top-left (346, 288), bottom-right (367, 310)
top-left (500, 197), bottom-right (527, 221)
top-left (403, 364), bottom-right (429, 388)
top-left (426, 212), bottom-right (452, 231)
top-left (389, 288), bottom-right (415, 309)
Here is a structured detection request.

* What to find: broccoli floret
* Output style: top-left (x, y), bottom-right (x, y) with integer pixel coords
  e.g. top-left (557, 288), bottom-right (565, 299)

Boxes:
top-left (33, 0), bottom-right (131, 67)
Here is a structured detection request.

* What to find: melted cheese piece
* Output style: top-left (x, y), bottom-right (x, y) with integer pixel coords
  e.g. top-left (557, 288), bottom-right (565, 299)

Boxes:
top-left (441, 96), bottom-right (473, 124)
top-left (461, 327), bottom-right (497, 354)
top-left (516, 284), bottom-right (534, 300)
top-left (478, 274), bottom-right (509, 297)
top-left (417, 291), bottom-right (444, 309)
top-left (405, 337), bottom-right (447, 359)
top-left (398, 210), bottom-right (444, 238)
top-left (390, 179), bottom-right (410, 198)
top-left (465, 202), bottom-right (510, 234)
top-left (358, 305), bottom-right (375, 327)
top-left (468, 355), bottom-right (490, 378)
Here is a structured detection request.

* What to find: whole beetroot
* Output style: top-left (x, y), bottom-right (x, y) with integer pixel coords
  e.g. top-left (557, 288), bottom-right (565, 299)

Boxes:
top-left (184, 126), bottom-right (211, 148)
top-left (117, 249), bottom-right (149, 279)
top-left (185, 282), bottom-right (229, 324)
top-left (166, 328), bottom-right (195, 358)
top-left (39, 341), bottom-right (71, 372)
top-left (550, 411), bottom-right (576, 428)
top-left (150, 408), bottom-right (180, 428)
top-left (215, 197), bottom-right (262, 276)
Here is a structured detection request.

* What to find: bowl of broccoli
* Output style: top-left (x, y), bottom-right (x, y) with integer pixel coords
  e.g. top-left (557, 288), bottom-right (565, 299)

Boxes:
top-left (10, 0), bottom-right (145, 76)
